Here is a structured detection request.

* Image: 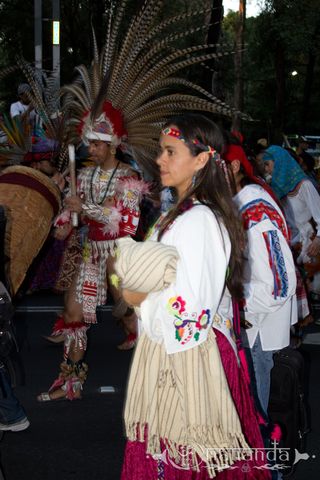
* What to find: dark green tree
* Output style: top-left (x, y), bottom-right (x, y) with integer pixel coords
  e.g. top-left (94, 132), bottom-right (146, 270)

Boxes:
top-left (222, 0), bottom-right (320, 141)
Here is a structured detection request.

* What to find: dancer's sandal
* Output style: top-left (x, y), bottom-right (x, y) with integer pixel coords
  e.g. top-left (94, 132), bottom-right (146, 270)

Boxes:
top-left (37, 361), bottom-right (88, 402)
top-left (37, 386), bottom-right (82, 402)
top-left (37, 392), bottom-right (52, 402)
top-left (37, 388), bottom-right (68, 402)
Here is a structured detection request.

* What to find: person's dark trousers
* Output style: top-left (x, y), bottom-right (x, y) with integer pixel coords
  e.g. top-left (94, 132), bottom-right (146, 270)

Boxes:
top-left (0, 362), bottom-right (26, 424)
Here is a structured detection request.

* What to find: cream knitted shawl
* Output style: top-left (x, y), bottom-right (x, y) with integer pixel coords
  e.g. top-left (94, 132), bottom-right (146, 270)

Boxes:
top-left (115, 237), bottom-right (179, 292)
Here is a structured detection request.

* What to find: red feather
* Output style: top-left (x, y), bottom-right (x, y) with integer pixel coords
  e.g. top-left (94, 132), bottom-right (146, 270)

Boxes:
top-left (101, 101), bottom-right (127, 138)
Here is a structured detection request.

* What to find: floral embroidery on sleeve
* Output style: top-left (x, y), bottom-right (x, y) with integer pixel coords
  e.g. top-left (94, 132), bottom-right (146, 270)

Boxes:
top-left (167, 296), bottom-right (211, 344)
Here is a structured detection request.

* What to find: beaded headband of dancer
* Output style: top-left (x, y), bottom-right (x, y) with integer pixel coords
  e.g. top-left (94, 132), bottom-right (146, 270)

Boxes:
top-left (161, 127), bottom-right (220, 161)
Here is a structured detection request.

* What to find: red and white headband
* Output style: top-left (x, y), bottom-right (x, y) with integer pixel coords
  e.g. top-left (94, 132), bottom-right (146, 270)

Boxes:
top-left (161, 127), bottom-right (220, 161)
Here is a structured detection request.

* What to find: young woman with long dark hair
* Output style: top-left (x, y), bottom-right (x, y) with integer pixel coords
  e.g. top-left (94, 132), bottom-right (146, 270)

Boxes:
top-left (119, 114), bottom-right (270, 479)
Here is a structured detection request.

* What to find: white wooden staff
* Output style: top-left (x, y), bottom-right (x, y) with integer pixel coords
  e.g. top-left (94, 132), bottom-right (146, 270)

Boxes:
top-left (68, 144), bottom-right (78, 227)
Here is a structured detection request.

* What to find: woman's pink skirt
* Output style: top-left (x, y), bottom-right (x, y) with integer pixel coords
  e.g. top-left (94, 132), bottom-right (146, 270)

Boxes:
top-left (121, 329), bottom-right (271, 480)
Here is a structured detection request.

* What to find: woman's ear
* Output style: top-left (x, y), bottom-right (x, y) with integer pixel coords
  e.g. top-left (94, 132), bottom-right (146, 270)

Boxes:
top-left (230, 159), bottom-right (241, 174)
top-left (195, 151), bottom-right (210, 172)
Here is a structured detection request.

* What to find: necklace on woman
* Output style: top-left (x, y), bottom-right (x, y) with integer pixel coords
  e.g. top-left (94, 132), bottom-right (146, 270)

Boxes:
top-left (90, 161), bottom-right (120, 205)
top-left (144, 213), bottom-right (166, 240)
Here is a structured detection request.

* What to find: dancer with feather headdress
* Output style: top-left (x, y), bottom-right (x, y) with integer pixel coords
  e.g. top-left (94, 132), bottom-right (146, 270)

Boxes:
top-left (36, 0), bottom-right (253, 407)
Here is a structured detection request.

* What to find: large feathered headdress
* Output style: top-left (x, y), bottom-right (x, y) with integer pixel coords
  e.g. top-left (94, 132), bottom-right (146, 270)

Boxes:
top-left (80, 100), bottom-right (127, 146)
top-left (62, 0), bottom-right (251, 178)
top-left (0, 58), bottom-right (69, 171)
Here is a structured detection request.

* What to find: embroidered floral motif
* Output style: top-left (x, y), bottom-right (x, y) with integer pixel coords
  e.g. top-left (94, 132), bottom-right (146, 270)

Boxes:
top-left (167, 296), bottom-right (210, 344)
top-left (196, 309), bottom-right (211, 330)
top-left (167, 296), bottom-right (186, 316)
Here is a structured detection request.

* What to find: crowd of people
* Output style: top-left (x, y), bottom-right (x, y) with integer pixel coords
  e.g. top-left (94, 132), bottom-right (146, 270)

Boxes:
top-left (1, 4), bottom-right (320, 478)
top-left (2, 94), bottom-right (320, 477)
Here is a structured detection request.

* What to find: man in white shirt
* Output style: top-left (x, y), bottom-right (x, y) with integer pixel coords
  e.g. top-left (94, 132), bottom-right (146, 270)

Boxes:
top-left (10, 83), bottom-right (37, 128)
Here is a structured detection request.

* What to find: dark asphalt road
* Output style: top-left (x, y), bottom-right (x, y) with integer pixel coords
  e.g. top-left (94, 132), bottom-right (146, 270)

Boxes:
top-left (0, 292), bottom-right (320, 480)
top-left (0, 293), bottom-right (132, 480)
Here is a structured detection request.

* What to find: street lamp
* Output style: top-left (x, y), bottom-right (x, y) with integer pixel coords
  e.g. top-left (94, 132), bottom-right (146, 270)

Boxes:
top-left (52, 0), bottom-right (60, 90)
top-left (52, 21), bottom-right (60, 45)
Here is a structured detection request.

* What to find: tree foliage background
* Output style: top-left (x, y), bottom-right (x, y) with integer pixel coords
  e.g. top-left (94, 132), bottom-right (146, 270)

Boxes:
top-left (0, 0), bottom-right (320, 143)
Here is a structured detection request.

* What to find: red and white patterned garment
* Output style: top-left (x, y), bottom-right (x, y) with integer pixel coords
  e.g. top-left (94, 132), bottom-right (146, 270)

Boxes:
top-left (56, 164), bottom-right (148, 323)
top-left (234, 184), bottom-right (297, 351)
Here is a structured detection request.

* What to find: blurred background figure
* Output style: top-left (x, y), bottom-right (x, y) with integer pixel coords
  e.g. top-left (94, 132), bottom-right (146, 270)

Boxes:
top-left (9, 83), bottom-right (38, 135)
